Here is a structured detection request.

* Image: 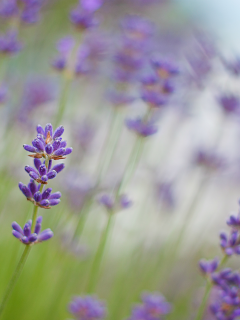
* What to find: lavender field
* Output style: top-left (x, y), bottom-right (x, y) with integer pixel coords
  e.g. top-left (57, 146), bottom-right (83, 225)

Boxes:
top-left (1, 0), bottom-right (240, 319)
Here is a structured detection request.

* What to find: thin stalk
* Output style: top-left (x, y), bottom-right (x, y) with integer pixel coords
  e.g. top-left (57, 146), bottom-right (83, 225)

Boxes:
top-left (194, 255), bottom-right (228, 320)
top-left (31, 185), bottom-right (43, 233)
top-left (86, 214), bottom-right (113, 293)
top-left (95, 109), bottom-right (122, 185)
top-left (55, 76), bottom-right (72, 127)
top-left (0, 245), bottom-right (31, 317)
top-left (116, 136), bottom-right (144, 197)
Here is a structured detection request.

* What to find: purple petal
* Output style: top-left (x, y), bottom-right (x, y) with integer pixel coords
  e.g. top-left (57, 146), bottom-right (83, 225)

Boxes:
top-left (42, 188), bottom-right (52, 200)
top-left (53, 148), bottom-right (65, 156)
top-left (20, 185), bottom-right (32, 198)
top-left (23, 144), bottom-right (37, 153)
top-left (47, 170), bottom-right (57, 179)
top-left (23, 223), bottom-right (31, 237)
top-left (41, 175), bottom-right (48, 182)
top-left (63, 147), bottom-right (72, 155)
top-left (22, 236), bottom-right (29, 244)
top-left (60, 140), bottom-right (67, 148)
top-left (45, 123), bottom-right (53, 138)
top-left (29, 171), bottom-right (39, 180)
top-left (49, 199), bottom-right (60, 206)
top-left (34, 191), bottom-right (42, 202)
top-left (45, 144), bottom-right (53, 155)
top-left (36, 124), bottom-right (45, 136)
top-left (38, 229), bottom-right (53, 242)
top-left (52, 139), bottom-right (61, 151)
top-left (25, 165), bottom-right (38, 174)
top-left (34, 158), bottom-right (42, 170)
top-left (12, 222), bottom-right (23, 234)
top-left (49, 192), bottom-right (61, 199)
top-left (40, 199), bottom-right (50, 207)
top-left (32, 138), bottom-right (44, 152)
top-left (53, 125), bottom-right (64, 139)
top-left (39, 164), bottom-right (47, 176)
top-left (28, 233), bottom-right (38, 242)
top-left (28, 180), bottom-right (37, 196)
top-left (52, 163), bottom-right (65, 173)
top-left (12, 230), bottom-right (23, 239)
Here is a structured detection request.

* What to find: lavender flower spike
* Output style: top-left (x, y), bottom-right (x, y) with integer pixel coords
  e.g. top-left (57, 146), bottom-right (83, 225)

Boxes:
top-left (199, 258), bottom-right (219, 275)
top-left (23, 123), bottom-right (72, 160)
top-left (69, 295), bottom-right (106, 320)
top-left (126, 118), bottom-right (158, 137)
top-left (12, 218), bottom-right (53, 245)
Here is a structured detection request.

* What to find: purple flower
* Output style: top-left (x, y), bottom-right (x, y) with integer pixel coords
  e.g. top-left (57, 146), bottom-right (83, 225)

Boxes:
top-left (52, 36), bottom-right (75, 72)
top-left (126, 118), bottom-right (158, 137)
top-left (81, 0), bottom-right (102, 11)
top-left (220, 230), bottom-right (240, 256)
top-left (69, 295), bottom-right (106, 320)
top-left (151, 57), bottom-right (179, 79)
top-left (199, 258), bottom-right (219, 274)
top-left (70, 2), bottom-right (100, 30)
top-left (210, 269), bottom-right (240, 319)
top-left (0, 31), bottom-right (22, 55)
top-left (0, 85), bottom-right (7, 104)
top-left (141, 89), bottom-right (167, 109)
top-left (194, 149), bottom-right (225, 171)
top-left (128, 292), bottom-right (171, 320)
top-left (227, 213), bottom-right (240, 229)
top-left (222, 57), bottom-right (240, 77)
top-left (98, 194), bottom-right (132, 212)
top-left (23, 123), bottom-right (72, 160)
top-left (121, 15), bottom-right (155, 42)
top-left (0, 0), bottom-right (18, 18)
top-left (19, 179), bottom-right (61, 209)
top-left (12, 217), bottom-right (53, 245)
top-left (217, 94), bottom-right (240, 115)
top-left (107, 90), bottom-right (135, 107)
top-left (25, 158), bottom-right (64, 184)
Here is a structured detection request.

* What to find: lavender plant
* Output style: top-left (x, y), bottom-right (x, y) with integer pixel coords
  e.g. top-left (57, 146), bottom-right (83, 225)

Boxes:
top-left (0, 123), bottom-right (72, 316)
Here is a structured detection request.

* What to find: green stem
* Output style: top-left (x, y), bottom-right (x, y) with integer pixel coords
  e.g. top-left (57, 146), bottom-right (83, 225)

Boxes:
top-left (31, 186), bottom-right (43, 233)
top-left (55, 76), bottom-right (71, 127)
top-left (95, 109), bottom-right (122, 185)
top-left (116, 137), bottom-right (144, 197)
top-left (86, 214), bottom-right (113, 293)
top-left (194, 255), bottom-right (228, 320)
top-left (0, 245), bottom-right (31, 317)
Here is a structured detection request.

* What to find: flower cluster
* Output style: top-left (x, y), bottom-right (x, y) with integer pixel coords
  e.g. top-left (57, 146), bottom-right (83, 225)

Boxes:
top-left (14, 123), bottom-right (72, 245)
top-left (0, 31), bottom-right (22, 55)
top-left (127, 292), bottom-right (172, 320)
top-left (12, 217), bottom-right (53, 245)
top-left (70, 0), bottom-right (103, 31)
top-left (23, 123), bottom-right (72, 160)
top-left (220, 211), bottom-right (240, 256)
top-left (69, 295), bottom-right (106, 320)
top-left (0, 0), bottom-right (44, 24)
top-left (210, 269), bottom-right (240, 319)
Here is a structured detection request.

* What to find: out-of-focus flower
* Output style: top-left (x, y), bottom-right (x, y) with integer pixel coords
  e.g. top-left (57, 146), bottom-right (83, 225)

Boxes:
top-left (194, 149), bottom-right (225, 171)
top-left (107, 90), bottom-right (135, 107)
top-left (98, 193), bottom-right (132, 212)
top-left (222, 57), bottom-right (240, 77)
top-left (199, 258), bottom-right (219, 275)
top-left (23, 123), bottom-right (72, 160)
top-left (19, 78), bottom-right (55, 118)
top-left (227, 212), bottom-right (240, 229)
top-left (12, 216), bottom-right (53, 245)
top-left (151, 57), bottom-right (179, 79)
top-left (217, 94), bottom-right (240, 115)
top-left (126, 118), bottom-right (158, 137)
top-left (19, 179), bottom-right (61, 209)
top-left (25, 158), bottom-right (64, 184)
top-left (220, 230), bottom-right (240, 256)
top-left (0, 0), bottom-right (18, 18)
top-left (0, 31), bottom-right (22, 55)
top-left (52, 36), bottom-right (75, 72)
top-left (128, 292), bottom-right (171, 320)
top-left (0, 85), bottom-right (7, 104)
top-left (121, 15), bottom-right (155, 42)
top-left (69, 295), bottom-right (106, 320)
top-left (155, 181), bottom-right (176, 210)
top-left (70, 0), bottom-right (102, 31)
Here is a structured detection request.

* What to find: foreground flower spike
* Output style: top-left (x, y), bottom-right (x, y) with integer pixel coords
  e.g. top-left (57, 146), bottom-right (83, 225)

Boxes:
top-left (126, 118), bottom-right (158, 137)
top-left (19, 179), bottom-right (61, 209)
top-left (69, 295), bottom-right (106, 320)
top-left (12, 217), bottom-right (53, 245)
top-left (128, 292), bottom-right (172, 320)
top-left (217, 93), bottom-right (240, 115)
top-left (23, 123), bottom-right (72, 160)
top-left (220, 230), bottom-right (240, 256)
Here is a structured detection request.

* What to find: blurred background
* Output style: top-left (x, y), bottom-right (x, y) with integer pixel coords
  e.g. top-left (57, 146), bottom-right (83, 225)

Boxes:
top-left (1, 0), bottom-right (240, 319)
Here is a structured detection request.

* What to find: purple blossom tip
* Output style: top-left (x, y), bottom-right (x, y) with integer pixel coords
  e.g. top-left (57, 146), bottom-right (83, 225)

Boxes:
top-left (38, 229), bottom-right (54, 242)
top-left (69, 295), bottom-right (106, 320)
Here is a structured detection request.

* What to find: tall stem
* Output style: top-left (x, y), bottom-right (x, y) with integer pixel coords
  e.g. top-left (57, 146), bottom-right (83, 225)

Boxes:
top-left (116, 136), bottom-right (144, 197)
top-left (55, 76), bottom-right (71, 128)
top-left (86, 214), bottom-right (113, 293)
top-left (194, 255), bottom-right (228, 320)
top-left (0, 245), bottom-right (31, 317)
